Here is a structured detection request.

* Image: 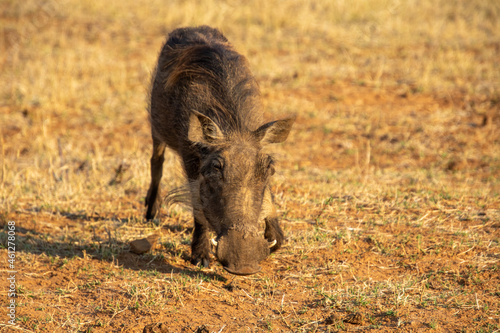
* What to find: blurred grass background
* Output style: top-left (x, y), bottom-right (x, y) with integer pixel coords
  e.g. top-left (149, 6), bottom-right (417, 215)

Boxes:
top-left (1, 0), bottom-right (499, 213)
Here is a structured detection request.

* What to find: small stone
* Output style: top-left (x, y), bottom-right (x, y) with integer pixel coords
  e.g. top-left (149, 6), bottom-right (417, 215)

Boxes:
top-left (130, 234), bottom-right (159, 254)
top-left (325, 313), bottom-right (341, 325)
top-left (344, 312), bottom-right (364, 325)
top-left (143, 322), bottom-right (169, 333)
top-left (194, 325), bottom-right (210, 333)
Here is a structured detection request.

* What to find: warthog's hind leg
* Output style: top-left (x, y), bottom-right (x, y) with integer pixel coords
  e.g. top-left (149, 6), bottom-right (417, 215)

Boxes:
top-left (145, 138), bottom-right (166, 220)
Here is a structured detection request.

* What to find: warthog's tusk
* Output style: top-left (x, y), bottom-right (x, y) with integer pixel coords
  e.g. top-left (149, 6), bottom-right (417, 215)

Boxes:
top-left (211, 238), bottom-right (218, 246)
top-left (268, 239), bottom-right (277, 248)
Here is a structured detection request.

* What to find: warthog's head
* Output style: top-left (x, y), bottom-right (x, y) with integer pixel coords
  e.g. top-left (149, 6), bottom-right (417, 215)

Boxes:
top-left (188, 112), bottom-right (294, 275)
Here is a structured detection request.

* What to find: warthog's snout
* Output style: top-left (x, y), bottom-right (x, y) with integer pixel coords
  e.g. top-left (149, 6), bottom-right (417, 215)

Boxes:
top-left (212, 229), bottom-right (274, 276)
top-left (223, 265), bottom-right (261, 276)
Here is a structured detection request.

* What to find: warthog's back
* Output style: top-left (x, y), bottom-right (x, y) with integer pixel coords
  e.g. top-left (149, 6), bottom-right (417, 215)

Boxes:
top-left (149, 26), bottom-right (262, 153)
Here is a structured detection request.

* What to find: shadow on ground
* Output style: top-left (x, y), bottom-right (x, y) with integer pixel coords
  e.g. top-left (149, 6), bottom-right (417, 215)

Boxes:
top-left (2, 210), bottom-right (226, 282)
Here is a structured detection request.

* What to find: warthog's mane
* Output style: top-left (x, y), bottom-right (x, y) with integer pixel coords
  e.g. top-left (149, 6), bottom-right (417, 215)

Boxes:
top-left (161, 41), bottom-right (262, 133)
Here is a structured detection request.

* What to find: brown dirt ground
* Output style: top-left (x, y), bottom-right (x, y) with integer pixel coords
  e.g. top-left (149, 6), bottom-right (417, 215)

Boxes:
top-left (1, 83), bottom-right (499, 332)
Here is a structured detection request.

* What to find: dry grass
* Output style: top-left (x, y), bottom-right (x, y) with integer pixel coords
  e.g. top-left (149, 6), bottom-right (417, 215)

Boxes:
top-left (1, 0), bottom-right (499, 332)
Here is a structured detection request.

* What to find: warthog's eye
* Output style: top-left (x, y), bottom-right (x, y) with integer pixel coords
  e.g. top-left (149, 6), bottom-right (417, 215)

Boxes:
top-left (211, 159), bottom-right (223, 171)
top-left (208, 158), bottom-right (224, 179)
top-left (201, 158), bottom-right (224, 180)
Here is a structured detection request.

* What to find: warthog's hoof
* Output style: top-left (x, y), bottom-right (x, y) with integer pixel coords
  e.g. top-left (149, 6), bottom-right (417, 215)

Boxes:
top-left (145, 200), bottom-right (161, 220)
top-left (191, 256), bottom-right (210, 268)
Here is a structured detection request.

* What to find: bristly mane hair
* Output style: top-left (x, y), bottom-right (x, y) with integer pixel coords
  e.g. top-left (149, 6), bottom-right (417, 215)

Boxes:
top-left (160, 31), bottom-right (262, 134)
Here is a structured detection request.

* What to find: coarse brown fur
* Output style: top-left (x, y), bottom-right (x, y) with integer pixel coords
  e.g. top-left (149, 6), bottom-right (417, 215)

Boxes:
top-left (145, 26), bottom-right (294, 275)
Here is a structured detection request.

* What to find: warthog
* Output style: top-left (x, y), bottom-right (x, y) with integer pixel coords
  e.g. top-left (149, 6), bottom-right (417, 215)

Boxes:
top-left (145, 26), bottom-right (294, 275)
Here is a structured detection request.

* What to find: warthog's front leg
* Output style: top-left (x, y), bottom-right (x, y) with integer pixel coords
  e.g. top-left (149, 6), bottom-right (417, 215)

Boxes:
top-left (145, 139), bottom-right (166, 220)
top-left (191, 219), bottom-right (211, 267)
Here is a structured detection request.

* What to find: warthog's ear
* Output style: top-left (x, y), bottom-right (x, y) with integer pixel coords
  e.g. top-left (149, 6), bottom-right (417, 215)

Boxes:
top-left (188, 111), bottom-right (224, 144)
top-left (254, 116), bottom-right (296, 144)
